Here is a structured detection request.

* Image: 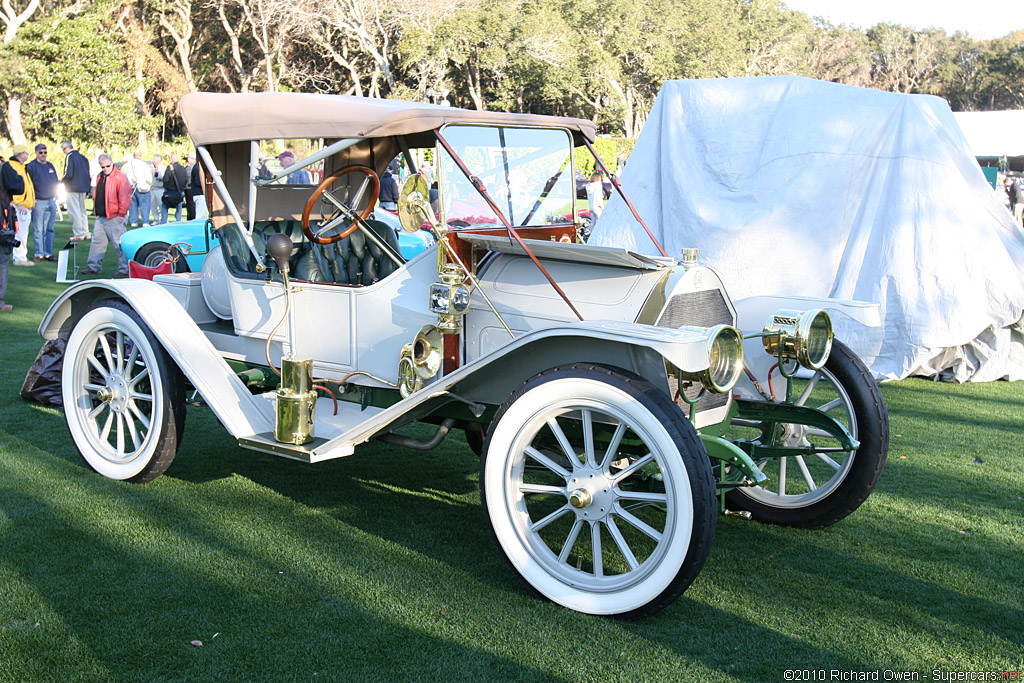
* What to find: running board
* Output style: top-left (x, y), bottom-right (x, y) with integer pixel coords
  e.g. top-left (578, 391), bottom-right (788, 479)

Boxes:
top-left (237, 432), bottom-right (356, 463)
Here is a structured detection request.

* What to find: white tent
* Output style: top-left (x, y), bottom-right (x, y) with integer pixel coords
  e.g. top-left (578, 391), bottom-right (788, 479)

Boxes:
top-left (952, 110), bottom-right (1024, 157)
top-left (590, 76), bottom-right (1024, 381)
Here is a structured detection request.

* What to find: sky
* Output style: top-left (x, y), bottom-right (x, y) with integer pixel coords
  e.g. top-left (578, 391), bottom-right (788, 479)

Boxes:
top-left (782, 0), bottom-right (1024, 39)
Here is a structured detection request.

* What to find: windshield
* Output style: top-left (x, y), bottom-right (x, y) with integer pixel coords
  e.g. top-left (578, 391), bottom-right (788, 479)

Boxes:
top-left (438, 125), bottom-right (575, 228)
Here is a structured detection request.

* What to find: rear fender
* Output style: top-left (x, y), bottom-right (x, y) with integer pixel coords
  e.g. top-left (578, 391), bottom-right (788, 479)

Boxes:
top-left (39, 280), bottom-right (274, 438)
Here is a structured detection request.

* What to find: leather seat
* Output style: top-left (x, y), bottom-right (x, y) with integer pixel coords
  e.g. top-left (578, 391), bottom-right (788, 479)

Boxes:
top-left (296, 219), bottom-right (402, 285)
top-left (218, 218), bottom-right (402, 286)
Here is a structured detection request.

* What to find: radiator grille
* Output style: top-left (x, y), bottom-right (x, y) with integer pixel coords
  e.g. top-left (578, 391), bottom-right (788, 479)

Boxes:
top-left (657, 289), bottom-right (733, 412)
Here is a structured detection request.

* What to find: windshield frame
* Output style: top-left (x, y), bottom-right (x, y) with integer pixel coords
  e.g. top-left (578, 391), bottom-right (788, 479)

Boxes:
top-left (436, 123), bottom-right (579, 232)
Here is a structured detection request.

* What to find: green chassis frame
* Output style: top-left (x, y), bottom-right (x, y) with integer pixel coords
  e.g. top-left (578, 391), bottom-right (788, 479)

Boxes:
top-left (222, 360), bottom-right (858, 516)
top-left (700, 398), bottom-right (860, 512)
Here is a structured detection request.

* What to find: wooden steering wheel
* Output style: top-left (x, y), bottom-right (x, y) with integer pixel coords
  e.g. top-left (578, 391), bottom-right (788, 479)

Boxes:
top-left (301, 165), bottom-right (381, 245)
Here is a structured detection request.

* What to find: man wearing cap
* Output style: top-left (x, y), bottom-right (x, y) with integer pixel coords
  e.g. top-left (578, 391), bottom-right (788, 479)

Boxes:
top-left (379, 161), bottom-right (399, 211)
top-left (279, 151), bottom-right (311, 185)
top-left (1, 144), bottom-right (35, 267)
top-left (82, 153), bottom-right (132, 276)
top-left (60, 141), bottom-right (92, 241)
top-left (26, 143), bottom-right (59, 261)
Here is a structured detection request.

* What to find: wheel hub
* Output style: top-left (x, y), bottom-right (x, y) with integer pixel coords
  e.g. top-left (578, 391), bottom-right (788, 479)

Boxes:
top-left (98, 375), bottom-right (129, 414)
top-left (567, 471), bottom-right (615, 520)
top-left (778, 422), bottom-right (810, 448)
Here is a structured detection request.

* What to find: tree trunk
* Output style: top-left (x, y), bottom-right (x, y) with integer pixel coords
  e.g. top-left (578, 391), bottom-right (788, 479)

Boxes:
top-left (5, 96), bottom-right (25, 145)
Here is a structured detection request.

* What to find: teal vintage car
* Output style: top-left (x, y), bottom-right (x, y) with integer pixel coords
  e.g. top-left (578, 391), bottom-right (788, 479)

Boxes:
top-left (120, 210), bottom-right (433, 271)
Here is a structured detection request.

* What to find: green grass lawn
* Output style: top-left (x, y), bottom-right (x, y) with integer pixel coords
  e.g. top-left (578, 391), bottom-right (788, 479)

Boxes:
top-left (1, 217), bottom-right (1022, 681)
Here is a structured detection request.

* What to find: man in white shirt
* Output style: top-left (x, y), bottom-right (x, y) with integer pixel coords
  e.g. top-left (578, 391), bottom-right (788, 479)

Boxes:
top-left (122, 151), bottom-right (153, 227)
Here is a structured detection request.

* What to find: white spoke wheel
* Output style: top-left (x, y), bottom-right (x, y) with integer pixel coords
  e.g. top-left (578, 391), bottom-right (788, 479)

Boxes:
top-left (481, 364), bottom-right (716, 619)
top-left (727, 340), bottom-right (888, 528)
top-left (62, 300), bottom-right (186, 482)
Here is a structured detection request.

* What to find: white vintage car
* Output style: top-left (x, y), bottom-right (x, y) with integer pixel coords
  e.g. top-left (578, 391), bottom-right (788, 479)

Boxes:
top-left (40, 93), bottom-right (888, 619)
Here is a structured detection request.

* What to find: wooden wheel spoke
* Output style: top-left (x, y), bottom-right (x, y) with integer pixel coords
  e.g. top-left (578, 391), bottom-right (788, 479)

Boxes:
top-left (815, 452), bottom-right (842, 471)
top-left (524, 446), bottom-right (572, 480)
top-left (518, 483), bottom-right (565, 495)
top-left (615, 504), bottom-right (663, 541)
top-left (590, 521), bottom-right (603, 577)
top-left (546, 416), bottom-right (577, 464)
top-left (123, 412), bottom-right (141, 450)
top-left (582, 409), bottom-right (595, 468)
top-left (795, 371), bottom-right (822, 406)
top-left (127, 400), bottom-right (151, 431)
top-left (600, 421), bottom-right (627, 471)
top-left (529, 504), bottom-right (570, 532)
top-left (557, 519), bottom-right (584, 564)
top-left (605, 517), bottom-right (640, 571)
top-left (795, 455), bottom-right (817, 491)
top-left (611, 453), bottom-right (654, 485)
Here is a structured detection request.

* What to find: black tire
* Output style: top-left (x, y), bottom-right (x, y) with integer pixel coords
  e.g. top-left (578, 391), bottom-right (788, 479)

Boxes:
top-left (480, 363), bottom-right (716, 619)
top-left (726, 339), bottom-right (888, 528)
top-left (464, 423), bottom-right (485, 457)
top-left (135, 242), bottom-right (190, 272)
top-left (62, 300), bottom-right (186, 483)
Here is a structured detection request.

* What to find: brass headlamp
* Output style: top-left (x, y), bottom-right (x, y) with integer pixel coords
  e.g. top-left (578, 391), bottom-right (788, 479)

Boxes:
top-left (675, 324), bottom-right (744, 394)
top-left (762, 308), bottom-right (833, 370)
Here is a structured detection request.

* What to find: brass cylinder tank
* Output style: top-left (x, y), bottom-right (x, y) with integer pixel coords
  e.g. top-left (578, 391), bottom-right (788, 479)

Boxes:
top-left (275, 355), bottom-right (317, 445)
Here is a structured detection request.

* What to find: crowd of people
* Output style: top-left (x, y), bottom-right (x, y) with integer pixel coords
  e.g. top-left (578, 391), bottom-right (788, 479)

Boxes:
top-left (0, 142), bottom-right (209, 312)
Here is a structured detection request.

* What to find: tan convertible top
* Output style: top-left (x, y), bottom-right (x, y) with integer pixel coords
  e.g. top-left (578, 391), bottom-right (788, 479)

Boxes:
top-left (179, 92), bottom-right (596, 146)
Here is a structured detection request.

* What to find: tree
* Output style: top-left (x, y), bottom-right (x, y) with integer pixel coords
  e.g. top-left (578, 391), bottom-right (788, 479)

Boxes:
top-left (16, 7), bottom-right (162, 147)
top-left (0, 0), bottom-right (43, 142)
top-left (867, 23), bottom-right (950, 94)
top-left (806, 21), bottom-right (873, 87)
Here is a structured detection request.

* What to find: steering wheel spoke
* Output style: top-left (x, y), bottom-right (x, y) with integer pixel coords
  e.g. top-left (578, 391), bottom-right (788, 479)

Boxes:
top-left (301, 165), bottom-right (381, 245)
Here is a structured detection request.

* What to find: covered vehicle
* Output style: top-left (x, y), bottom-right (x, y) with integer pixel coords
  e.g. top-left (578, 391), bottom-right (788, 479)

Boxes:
top-left (590, 76), bottom-right (1024, 382)
top-left (40, 92), bottom-right (888, 619)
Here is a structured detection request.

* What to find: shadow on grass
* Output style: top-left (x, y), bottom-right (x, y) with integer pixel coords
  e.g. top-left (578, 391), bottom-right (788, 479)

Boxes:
top-left (0, 454), bottom-right (563, 682)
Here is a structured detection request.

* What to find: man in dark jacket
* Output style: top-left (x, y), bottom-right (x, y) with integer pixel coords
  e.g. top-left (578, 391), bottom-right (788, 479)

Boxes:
top-left (379, 161), bottom-right (399, 211)
top-left (60, 141), bottom-right (92, 241)
top-left (27, 143), bottom-right (59, 261)
top-left (162, 153), bottom-right (188, 222)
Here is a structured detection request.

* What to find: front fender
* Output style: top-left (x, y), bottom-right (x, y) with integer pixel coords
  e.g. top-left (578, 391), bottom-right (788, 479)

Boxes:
top-left (39, 279), bottom-right (273, 438)
top-left (733, 295), bottom-right (880, 397)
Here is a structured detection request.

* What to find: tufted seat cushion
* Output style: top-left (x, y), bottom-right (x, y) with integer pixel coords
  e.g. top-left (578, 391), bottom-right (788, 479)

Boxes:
top-left (297, 219), bottom-right (402, 285)
top-left (218, 218), bottom-right (402, 286)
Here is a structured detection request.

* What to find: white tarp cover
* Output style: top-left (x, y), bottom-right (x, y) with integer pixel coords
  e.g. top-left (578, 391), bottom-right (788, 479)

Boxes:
top-left (590, 76), bottom-right (1024, 381)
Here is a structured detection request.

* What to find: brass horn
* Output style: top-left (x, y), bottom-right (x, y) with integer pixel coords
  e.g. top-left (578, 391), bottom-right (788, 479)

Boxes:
top-left (412, 325), bottom-right (443, 380)
top-left (397, 325), bottom-right (444, 398)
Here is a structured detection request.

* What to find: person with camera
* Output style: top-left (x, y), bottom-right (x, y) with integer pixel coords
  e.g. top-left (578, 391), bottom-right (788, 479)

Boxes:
top-left (1, 144), bottom-right (35, 267)
top-left (0, 152), bottom-right (26, 311)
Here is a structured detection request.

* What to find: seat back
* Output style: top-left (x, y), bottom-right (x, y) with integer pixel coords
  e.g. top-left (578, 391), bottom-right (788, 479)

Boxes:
top-left (219, 218), bottom-right (402, 286)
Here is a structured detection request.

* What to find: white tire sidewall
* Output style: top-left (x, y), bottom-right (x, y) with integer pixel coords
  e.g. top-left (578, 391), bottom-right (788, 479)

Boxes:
top-left (484, 376), bottom-right (695, 615)
top-left (63, 305), bottom-right (166, 480)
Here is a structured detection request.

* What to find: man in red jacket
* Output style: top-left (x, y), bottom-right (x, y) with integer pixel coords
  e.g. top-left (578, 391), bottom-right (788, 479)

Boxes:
top-left (83, 154), bottom-right (132, 276)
